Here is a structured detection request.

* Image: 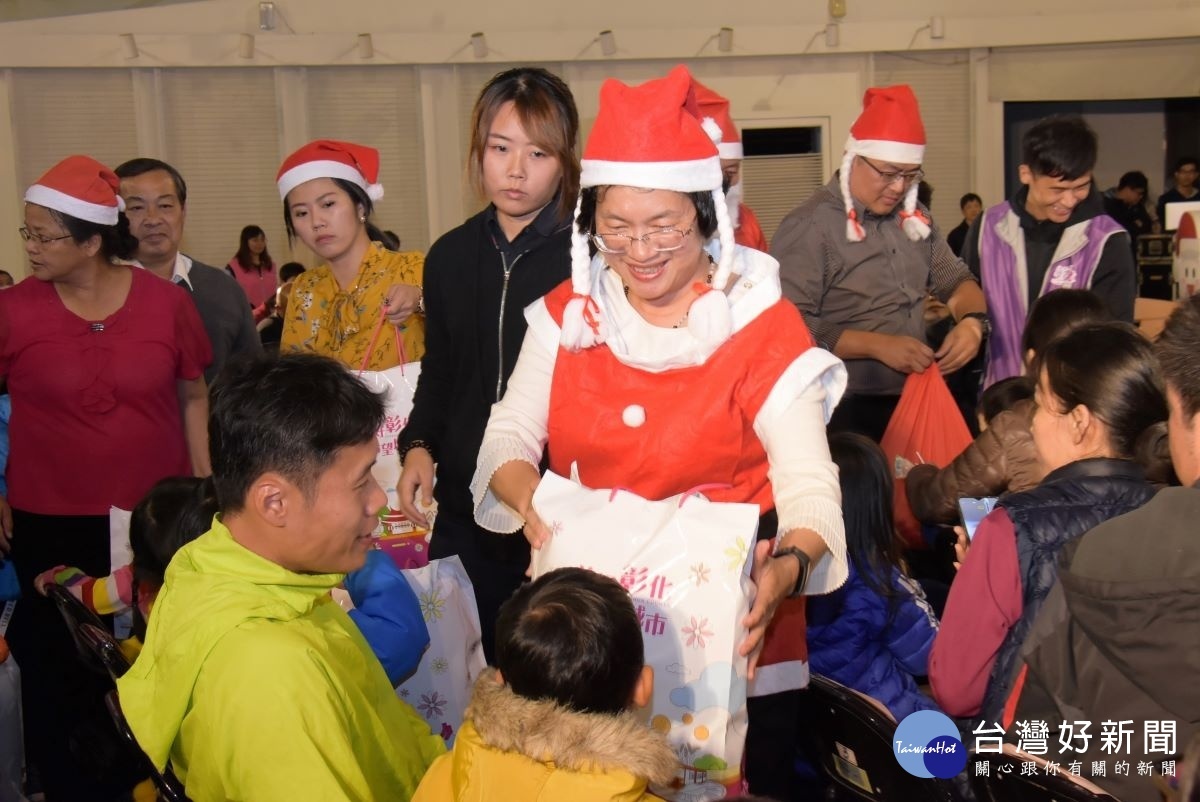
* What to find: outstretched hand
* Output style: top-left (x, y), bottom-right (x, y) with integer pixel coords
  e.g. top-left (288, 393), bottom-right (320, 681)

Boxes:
top-left (739, 540), bottom-right (800, 680)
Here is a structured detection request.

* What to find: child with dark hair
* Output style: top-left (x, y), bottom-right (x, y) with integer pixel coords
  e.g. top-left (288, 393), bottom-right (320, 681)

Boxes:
top-left (976, 376), bottom-right (1034, 432)
top-left (806, 433), bottom-right (940, 721)
top-left (35, 476), bottom-right (217, 630)
top-left (414, 567), bottom-right (677, 801)
top-left (906, 289), bottom-right (1113, 526)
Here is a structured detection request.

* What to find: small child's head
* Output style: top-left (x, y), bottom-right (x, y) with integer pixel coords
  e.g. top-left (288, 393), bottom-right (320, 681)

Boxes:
top-left (129, 476), bottom-right (219, 595)
top-left (1020, 289), bottom-right (1113, 373)
top-left (495, 567), bottom-right (651, 715)
top-left (976, 376), bottom-right (1034, 431)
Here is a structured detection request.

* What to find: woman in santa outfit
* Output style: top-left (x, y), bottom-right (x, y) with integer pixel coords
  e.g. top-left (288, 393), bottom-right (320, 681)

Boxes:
top-left (472, 65), bottom-right (848, 797)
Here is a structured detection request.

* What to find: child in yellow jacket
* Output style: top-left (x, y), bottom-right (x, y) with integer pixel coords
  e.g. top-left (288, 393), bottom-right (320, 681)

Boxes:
top-left (414, 567), bottom-right (677, 802)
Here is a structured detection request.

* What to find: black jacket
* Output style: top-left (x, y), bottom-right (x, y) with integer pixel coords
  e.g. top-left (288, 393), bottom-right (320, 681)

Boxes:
top-left (980, 458), bottom-right (1156, 723)
top-left (1012, 484), bottom-right (1200, 802)
top-left (399, 204), bottom-right (571, 522)
top-left (187, 258), bottom-right (262, 384)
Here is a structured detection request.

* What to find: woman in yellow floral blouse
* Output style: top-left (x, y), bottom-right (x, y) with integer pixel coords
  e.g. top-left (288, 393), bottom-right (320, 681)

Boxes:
top-left (277, 139), bottom-right (424, 369)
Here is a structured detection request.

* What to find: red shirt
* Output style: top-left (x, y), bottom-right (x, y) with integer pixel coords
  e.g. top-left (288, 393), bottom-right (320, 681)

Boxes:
top-left (0, 268), bottom-right (212, 514)
top-left (928, 508), bottom-right (1023, 718)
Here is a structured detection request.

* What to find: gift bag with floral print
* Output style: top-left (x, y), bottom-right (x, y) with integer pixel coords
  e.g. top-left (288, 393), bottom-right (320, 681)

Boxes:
top-left (394, 556), bottom-right (485, 747)
top-left (530, 470), bottom-right (759, 802)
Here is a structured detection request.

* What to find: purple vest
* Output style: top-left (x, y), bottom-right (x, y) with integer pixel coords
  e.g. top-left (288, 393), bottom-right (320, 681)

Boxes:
top-left (980, 203), bottom-right (1125, 386)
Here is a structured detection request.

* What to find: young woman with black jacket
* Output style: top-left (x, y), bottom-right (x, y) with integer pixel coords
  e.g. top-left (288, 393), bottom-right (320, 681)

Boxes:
top-left (397, 68), bottom-right (580, 660)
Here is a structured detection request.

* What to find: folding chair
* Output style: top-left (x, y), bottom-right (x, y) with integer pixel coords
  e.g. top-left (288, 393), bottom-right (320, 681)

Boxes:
top-left (970, 743), bottom-right (1118, 801)
top-left (798, 673), bottom-right (958, 801)
top-left (105, 690), bottom-right (190, 802)
top-left (45, 583), bottom-right (112, 679)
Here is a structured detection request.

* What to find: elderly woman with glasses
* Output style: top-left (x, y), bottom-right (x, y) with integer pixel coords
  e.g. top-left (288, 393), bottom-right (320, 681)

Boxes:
top-left (470, 66), bottom-right (849, 798)
top-left (0, 155), bottom-right (210, 798)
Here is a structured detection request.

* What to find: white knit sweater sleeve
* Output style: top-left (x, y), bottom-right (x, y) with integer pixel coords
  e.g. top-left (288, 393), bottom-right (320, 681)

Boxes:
top-left (471, 324), bottom-right (558, 534)
top-left (753, 349), bottom-right (850, 596)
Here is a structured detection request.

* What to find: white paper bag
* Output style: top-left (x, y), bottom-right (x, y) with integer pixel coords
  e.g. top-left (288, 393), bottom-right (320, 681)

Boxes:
top-left (395, 556), bottom-right (485, 746)
top-left (357, 362), bottom-right (432, 536)
top-left (108, 507), bottom-right (133, 638)
top-left (530, 471), bottom-right (759, 801)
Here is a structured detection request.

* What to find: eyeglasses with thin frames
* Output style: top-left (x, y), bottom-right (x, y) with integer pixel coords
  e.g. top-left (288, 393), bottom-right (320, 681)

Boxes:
top-left (18, 227), bottom-right (73, 246)
top-left (591, 226), bottom-right (694, 255)
top-left (858, 156), bottom-right (924, 187)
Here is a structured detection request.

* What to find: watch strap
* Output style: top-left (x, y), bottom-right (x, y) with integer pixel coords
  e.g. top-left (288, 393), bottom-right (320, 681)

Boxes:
top-left (773, 546), bottom-right (811, 599)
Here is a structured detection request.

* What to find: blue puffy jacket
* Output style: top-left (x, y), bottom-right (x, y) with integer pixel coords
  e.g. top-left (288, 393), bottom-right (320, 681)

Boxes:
top-left (806, 561), bottom-right (940, 720)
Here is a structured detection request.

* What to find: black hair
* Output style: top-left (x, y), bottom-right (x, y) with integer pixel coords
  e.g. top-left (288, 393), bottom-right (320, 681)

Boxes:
top-left (282, 178), bottom-right (386, 247)
top-left (1020, 289), bottom-right (1113, 366)
top-left (495, 567), bottom-right (644, 715)
top-left (1174, 156), bottom-right (1199, 174)
top-left (978, 376), bottom-right (1034, 423)
top-left (959, 192), bottom-right (982, 210)
top-left (278, 261), bottom-right (306, 282)
top-left (917, 180), bottom-right (933, 208)
top-left (1156, 294), bottom-right (1200, 419)
top-left (129, 476), bottom-right (218, 592)
top-left (1021, 115), bottom-right (1098, 181)
top-left (1039, 323), bottom-right (1168, 469)
top-left (468, 67), bottom-right (581, 221)
top-left (47, 207), bottom-right (139, 262)
top-left (577, 186), bottom-right (718, 245)
top-left (233, 224), bottom-right (274, 272)
top-left (1117, 171), bottom-right (1149, 192)
top-left (380, 230), bottom-right (401, 250)
top-left (113, 158), bottom-right (188, 206)
top-left (827, 432), bottom-right (907, 621)
top-left (207, 353), bottom-right (385, 513)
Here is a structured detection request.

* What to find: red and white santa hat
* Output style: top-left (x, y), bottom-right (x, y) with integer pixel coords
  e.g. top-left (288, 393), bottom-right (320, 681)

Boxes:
top-left (840, 84), bottom-right (931, 242)
top-left (276, 139), bottom-right (384, 202)
top-left (692, 79), bottom-right (747, 229)
top-left (24, 155), bottom-right (124, 226)
top-left (564, 64), bottom-right (736, 351)
top-left (693, 80), bottom-right (742, 160)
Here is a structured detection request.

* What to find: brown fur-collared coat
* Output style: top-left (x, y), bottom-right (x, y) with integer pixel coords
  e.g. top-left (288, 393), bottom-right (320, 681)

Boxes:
top-left (413, 668), bottom-right (678, 801)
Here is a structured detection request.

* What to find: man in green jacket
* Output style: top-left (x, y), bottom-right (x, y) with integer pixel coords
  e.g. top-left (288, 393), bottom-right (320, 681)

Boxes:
top-left (117, 354), bottom-right (444, 801)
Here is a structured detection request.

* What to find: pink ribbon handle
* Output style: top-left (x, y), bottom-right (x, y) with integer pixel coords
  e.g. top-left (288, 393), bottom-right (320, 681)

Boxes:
top-left (678, 483), bottom-right (733, 507)
top-left (357, 307), bottom-right (409, 376)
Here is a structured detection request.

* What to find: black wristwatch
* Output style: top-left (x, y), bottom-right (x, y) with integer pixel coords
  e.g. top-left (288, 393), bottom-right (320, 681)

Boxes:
top-left (960, 311), bottom-right (991, 338)
top-left (774, 546), bottom-right (812, 599)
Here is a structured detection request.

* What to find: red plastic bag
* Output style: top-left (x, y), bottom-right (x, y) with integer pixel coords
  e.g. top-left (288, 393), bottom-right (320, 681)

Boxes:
top-left (880, 368), bottom-right (972, 549)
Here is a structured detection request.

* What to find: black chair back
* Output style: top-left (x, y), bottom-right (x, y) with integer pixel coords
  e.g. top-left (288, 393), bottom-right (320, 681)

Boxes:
top-left (797, 673), bottom-right (958, 801)
top-left (45, 584), bottom-right (116, 680)
top-left (970, 745), bottom-right (1119, 801)
top-left (105, 690), bottom-right (191, 802)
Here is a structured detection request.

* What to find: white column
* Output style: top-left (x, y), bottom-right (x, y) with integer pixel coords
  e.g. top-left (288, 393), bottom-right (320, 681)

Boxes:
top-left (418, 64), bottom-right (466, 244)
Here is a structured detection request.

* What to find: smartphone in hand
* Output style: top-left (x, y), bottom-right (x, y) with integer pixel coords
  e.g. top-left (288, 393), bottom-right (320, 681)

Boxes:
top-left (958, 497), bottom-right (998, 541)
